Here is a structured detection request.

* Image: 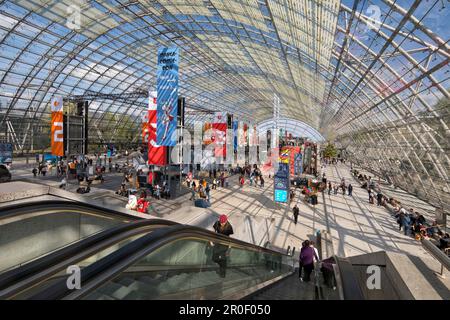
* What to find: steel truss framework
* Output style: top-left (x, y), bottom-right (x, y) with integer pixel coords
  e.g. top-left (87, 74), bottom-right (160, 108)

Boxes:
top-left (0, 0), bottom-right (449, 209)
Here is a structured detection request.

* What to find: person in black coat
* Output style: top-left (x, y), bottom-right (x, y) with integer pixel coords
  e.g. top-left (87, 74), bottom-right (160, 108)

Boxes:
top-left (212, 215), bottom-right (234, 278)
top-left (293, 205), bottom-right (300, 225)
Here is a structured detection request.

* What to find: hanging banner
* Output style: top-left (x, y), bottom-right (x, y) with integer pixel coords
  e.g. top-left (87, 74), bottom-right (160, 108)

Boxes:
top-left (203, 123), bottom-right (214, 145)
top-left (51, 96), bottom-right (64, 156)
top-left (294, 152), bottom-right (303, 176)
top-left (156, 47), bottom-right (179, 146)
top-left (142, 112), bottom-right (149, 144)
top-left (212, 112), bottom-right (227, 158)
top-left (233, 120), bottom-right (238, 151)
top-left (213, 112), bottom-right (227, 124)
top-left (148, 92), bottom-right (167, 165)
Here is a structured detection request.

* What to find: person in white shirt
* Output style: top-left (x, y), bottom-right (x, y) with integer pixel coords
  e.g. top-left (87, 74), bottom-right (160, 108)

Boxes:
top-left (310, 241), bottom-right (320, 263)
top-left (126, 194), bottom-right (138, 210)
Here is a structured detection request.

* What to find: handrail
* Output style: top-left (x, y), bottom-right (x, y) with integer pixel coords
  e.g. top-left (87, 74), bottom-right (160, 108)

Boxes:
top-left (0, 199), bottom-right (142, 222)
top-left (333, 256), bottom-right (364, 300)
top-left (421, 238), bottom-right (450, 276)
top-left (31, 224), bottom-right (294, 300)
top-left (0, 219), bottom-right (177, 298)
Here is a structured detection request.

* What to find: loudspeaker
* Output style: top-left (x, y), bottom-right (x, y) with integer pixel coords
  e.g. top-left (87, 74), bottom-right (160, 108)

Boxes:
top-left (77, 101), bottom-right (84, 116)
top-left (84, 101), bottom-right (89, 154)
top-left (177, 97), bottom-right (185, 127)
top-left (227, 114), bottom-right (233, 129)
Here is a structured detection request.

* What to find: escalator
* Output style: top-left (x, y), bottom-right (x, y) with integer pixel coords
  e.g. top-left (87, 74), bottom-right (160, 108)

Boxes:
top-left (1, 201), bottom-right (363, 300)
top-left (22, 225), bottom-right (296, 300)
top-left (0, 199), bottom-right (143, 274)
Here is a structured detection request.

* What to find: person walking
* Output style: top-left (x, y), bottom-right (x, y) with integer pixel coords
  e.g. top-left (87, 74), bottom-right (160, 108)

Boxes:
top-left (299, 240), bottom-right (319, 282)
top-left (260, 175), bottom-right (265, 188)
top-left (293, 204), bottom-right (299, 225)
top-left (348, 183), bottom-right (353, 196)
top-left (212, 178), bottom-right (217, 190)
top-left (212, 215), bottom-right (234, 278)
top-left (205, 183), bottom-right (211, 203)
top-left (328, 182), bottom-right (332, 195)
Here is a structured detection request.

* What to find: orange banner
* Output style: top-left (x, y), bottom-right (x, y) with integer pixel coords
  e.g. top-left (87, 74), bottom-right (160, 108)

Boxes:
top-left (51, 112), bottom-right (64, 156)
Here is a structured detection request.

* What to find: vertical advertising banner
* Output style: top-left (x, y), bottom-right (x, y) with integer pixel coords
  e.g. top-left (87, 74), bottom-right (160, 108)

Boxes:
top-left (142, 112), bottom-right (149, 144)
top-left (233, 120), bottom-right (238, 152)
top-left (294, 153), bottom-right (303, 176)
top-left (213, 112), bottom-right (227, 158)
top-left (51, 96), bottom-right (64, 156)
top-left (148, 91), bottom-right (167, 165)
top-left (156, 47), bottom-right (179, 146)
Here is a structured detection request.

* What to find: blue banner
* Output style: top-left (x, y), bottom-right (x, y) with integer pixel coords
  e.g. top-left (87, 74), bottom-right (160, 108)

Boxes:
top-left (233, 120), bottom-right (238, 152)
top-left (294, 153), bottom-right (303, 175)
top-left (0, 143), bottom-right (13, 164)
top-left (157, 47), bottom-right (179, 146)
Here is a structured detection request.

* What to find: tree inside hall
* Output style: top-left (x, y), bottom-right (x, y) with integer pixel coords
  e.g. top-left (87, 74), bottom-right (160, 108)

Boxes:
top-left (323, 143), bottom-right (337, 159)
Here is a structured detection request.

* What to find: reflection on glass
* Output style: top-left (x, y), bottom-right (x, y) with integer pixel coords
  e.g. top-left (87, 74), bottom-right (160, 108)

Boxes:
top-left (13, 233), bottom-right (147, 300)
top-left (84, 238), bottom-right (293, 300)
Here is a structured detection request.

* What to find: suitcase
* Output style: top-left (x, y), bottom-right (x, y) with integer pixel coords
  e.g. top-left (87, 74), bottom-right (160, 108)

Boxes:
top-left (195, 199), bottom-right (210, 208)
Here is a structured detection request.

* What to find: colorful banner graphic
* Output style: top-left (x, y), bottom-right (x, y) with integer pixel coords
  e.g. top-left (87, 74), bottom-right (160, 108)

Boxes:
top-left (279, 147), bottom-right (290, 164)
top-left (148, 92), bottom-right (167, 165)
top-left (0, 143), bottom-right (13, 164)
top-left (50, 96), bottom-right (64, 156)
top-left (156, 47), bottom-right (179, 146)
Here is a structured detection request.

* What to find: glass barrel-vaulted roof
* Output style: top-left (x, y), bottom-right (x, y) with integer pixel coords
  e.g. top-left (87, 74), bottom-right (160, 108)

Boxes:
top-left (0, 0), bottom-right (449, 210)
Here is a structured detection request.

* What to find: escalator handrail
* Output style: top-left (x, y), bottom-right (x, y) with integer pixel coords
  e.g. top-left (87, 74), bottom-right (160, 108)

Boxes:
top-left (0, 199), bottom-right (142, 221)
top-left (0, 218), bottom-right (177, 293)
top-left (333, 255), bottom-right (365, 300)
top-left (31, 224), bottom-right (294, 300)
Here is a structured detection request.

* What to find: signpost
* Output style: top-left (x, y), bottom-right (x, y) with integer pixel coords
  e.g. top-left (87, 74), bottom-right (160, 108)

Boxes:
top-left (274, 162), bottom-right (290, 203)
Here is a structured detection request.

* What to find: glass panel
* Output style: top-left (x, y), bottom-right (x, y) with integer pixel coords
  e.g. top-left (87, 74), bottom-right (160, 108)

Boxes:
top-left (12, 232), bottom-right (149, 300)
top-left (83, 237), bottom-right (293, 300)
top-left (0, 210), bottom-right (125, 274)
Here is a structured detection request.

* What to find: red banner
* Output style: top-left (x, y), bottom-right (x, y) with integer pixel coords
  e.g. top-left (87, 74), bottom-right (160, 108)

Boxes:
top-left (213, 123), bottom-right (227, 158)
top-left (148, 95), bottom-right (167, 165)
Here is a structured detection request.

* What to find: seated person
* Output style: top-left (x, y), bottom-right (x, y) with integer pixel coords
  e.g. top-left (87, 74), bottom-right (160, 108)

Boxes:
top-left (76, 182), bottom-right (91, 194)
top-left (94, 173), bottom-right (104, 182)
top-left (438, 233), bottom-right (450, 251)
top-left (426, 221), bottom-right (440, 238)
top-left (136, 191), bottom-right (150, 214)
top-left (116, 183), bottom-right (128, 197)
top-left (416, 213), bottom-right (426, 225)
top-left (125, 192), bottom-right (138, 210)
